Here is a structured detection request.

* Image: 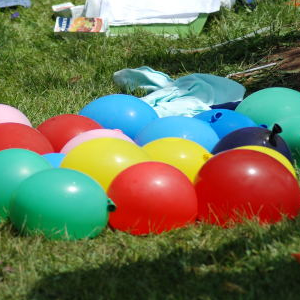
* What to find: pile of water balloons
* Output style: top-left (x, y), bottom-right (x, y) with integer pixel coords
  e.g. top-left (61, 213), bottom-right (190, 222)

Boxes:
top-left (1, 87), bottom-right (300, 240)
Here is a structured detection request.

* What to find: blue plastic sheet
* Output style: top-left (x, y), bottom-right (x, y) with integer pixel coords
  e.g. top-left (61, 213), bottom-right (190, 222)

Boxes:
top-left (113, 66), bottom-right (246, 117)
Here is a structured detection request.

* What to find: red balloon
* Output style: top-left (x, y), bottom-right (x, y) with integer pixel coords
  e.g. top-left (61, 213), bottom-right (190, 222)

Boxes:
top-left (37, 114), bottom-right (103, 152)
top-left (108, 161), bottom-right (198, 235)
top-left (0, 123), bottom-right (54, 154)
top-left (195, 149), bottom-right (300, 226)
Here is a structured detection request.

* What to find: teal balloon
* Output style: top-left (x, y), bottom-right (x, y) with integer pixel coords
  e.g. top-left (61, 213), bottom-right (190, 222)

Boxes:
top-left (235, 87), bottom-right (300, 127)
top-left (9, 168), bottom-right (116, 240)
top-left (277, 116), bottom-right (300, 167)
top-left (0, 149), bottom-right (52, 222)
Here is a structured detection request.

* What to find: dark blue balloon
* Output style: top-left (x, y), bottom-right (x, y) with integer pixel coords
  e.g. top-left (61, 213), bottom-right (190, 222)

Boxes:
top-left (43, 153), bottom-right (66, 168)
top-left (212, 124), bottom-right (293, 162)
top-left (210, 101), bottom-right (241, 110)
top-left (79, 94), bottom-right (159, 139)
top-left (194, 109), bottom-right (258, 139)
top-left (135, 116), bottom-right (219, 151)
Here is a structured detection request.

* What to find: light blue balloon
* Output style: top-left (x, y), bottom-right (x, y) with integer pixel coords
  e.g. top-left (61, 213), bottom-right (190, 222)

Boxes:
top-left (43, 153), bottom-right (66, 168)
top-left (194, 109), bottom-right (258, 139)
top-left (134, 116), bottom-right (219, 151)
top-left (79, 94), bottom-right (159, 139)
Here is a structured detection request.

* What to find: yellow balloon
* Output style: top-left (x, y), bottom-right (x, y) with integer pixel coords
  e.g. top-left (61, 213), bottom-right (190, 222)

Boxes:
top-left (143, 137), bottom-right (212, 183)
top-left (236, 145), bottom-right (297, 178)
top-left (61, 137), bottom-right (151, 191)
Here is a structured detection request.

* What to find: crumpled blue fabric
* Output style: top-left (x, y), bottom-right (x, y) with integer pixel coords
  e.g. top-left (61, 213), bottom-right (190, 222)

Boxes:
top-left (113, 66), bottom-right (246, 117)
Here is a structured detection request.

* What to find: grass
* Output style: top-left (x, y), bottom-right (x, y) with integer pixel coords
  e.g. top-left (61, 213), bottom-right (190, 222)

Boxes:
top-left (2, 219), bottom-right (300, 300)
top-left (1, 0), bottom-right (300, 299)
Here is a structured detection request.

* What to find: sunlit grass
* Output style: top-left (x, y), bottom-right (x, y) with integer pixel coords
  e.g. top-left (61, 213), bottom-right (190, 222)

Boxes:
top-left (1, 0), bottom-right (300, 299)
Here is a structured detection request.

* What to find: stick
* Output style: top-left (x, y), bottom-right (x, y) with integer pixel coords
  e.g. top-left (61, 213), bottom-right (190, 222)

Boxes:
top-left (226, 62), bottom-right (277, 78)
top-left (169, 26), bottom-right (271, 54)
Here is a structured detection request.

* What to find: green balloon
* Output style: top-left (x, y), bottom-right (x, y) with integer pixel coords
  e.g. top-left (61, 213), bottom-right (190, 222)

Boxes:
top-left (9, 168), bottom-right (116, 240)
top-left (235, 87), bottom-right (300, 127)
top-left (277, 116), bottom-right (300, 167)
top-left (0, 148), bottom-right (52, 222)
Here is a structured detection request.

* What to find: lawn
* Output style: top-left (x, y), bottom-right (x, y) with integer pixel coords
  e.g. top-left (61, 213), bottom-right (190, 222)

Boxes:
top-left (1, 0), bottom-right (300, 299)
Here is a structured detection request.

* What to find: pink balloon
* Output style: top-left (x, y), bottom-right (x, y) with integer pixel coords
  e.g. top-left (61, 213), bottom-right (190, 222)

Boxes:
top-left (0, 104), bottom-right (32, 127)
top-left (60, 129), bottom-right (135, 154)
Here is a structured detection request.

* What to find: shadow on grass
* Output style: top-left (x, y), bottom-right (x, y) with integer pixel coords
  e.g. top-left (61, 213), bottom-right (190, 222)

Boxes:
top-left (27, 253), bottom-right (300, 300)
top-left (147, 29), bottom-right (300, 71)
top-left (123, 29), bottom-right (300, 96)
top-left (27, 224), bottom-right (300, 300)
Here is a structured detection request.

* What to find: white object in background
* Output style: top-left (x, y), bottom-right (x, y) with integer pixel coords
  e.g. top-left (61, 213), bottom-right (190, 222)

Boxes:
top-left (83, 0), bottom-right (102, 18)
top-left (52, 2), bottom-right (74, 12)
top-left (83, 0), bottom-right (221, 25)
top-left (71, 5), bottom-right (85, 18)
top-left (110, 14), bottom-right (201, 25)
top-left (52, 2), bottom-right (74, 17)
top-left (220, 0), bottom-right (236, 9)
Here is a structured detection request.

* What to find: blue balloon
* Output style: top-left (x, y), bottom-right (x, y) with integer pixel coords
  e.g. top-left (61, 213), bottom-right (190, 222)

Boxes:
top-left (79, 94), bottom-right (159, 139)
top-left (135, 116), bottom-right (219, 151)
top-left (194, 109), bottom-right (258, 139)
top-left (43, 153), bottom-right (66, 168)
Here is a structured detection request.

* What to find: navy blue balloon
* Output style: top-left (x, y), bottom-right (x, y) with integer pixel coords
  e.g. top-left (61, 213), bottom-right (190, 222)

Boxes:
top-left (135, 116), bottom-right (219, 151)
top-left (210, 101), bottom-right (241, 110)
top-left (212, 124), bottom-right (293, 162)
top-left (194, 109), bottom-right (258, 139)
top-left (79, 94), bottom-right (159, 139)
top-left (43, 153), bottom-right (66, 168)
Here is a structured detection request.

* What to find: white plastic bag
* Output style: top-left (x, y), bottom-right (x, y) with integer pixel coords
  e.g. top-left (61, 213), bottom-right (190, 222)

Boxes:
top-left (83, 0), bottom-right (102, 18)
top-left (220, 0), bottom-right (236, 8)
top-left (82, 0), bottom-right (221, 25)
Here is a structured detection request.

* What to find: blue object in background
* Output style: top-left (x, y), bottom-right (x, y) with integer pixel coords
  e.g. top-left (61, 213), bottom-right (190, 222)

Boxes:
top-left (0, 0), bottom-right (31, 8)
top-left (193, 108), bottom-right (258, 139)
top-left (11, 12), bottom-right (20, 18)
top-left (43, 153), bottom-right (66, 168)
top-left (134, 116), bottom-right (220, 152)
top-left (237, 0), bottom-right (257, 10)
top-left (79, 94), bottom-right (159, 139)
